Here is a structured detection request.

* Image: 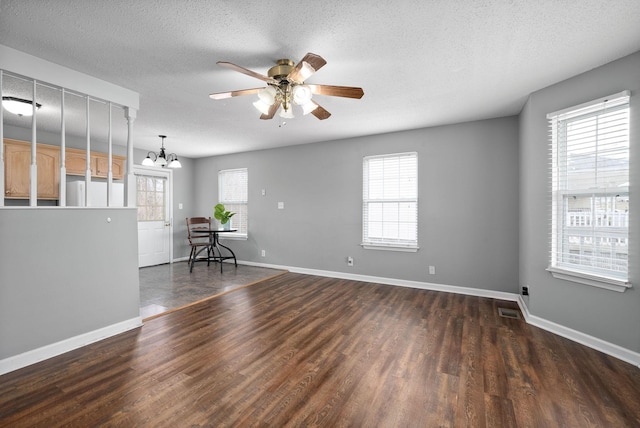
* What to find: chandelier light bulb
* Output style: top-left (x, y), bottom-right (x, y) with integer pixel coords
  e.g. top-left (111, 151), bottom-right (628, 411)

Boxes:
top-left (142, 156), bottom-right (155, 166)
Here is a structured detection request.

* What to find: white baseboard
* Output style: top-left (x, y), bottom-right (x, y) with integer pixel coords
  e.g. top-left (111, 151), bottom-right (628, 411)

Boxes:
top-left (0, 316), bottom-right (143, 376)
top-left (515, 296), bottom-right (640, 367)
top-left (239, 260), bottom-right (640, 367)
top-left (287, 264), bottom-right (521, 302)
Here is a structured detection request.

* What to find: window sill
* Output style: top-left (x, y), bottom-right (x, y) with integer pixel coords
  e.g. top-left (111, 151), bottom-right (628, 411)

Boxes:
top-left (546, 266), bottom-right (631, 293)
top-left (361, 243), bottom-right (419, 253)
top-left (219, 234), bottom-right (247, 241)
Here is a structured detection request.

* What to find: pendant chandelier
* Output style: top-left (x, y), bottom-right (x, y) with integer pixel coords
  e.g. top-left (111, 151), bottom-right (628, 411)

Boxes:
top-left (142, 135), bottom-right (182, 168)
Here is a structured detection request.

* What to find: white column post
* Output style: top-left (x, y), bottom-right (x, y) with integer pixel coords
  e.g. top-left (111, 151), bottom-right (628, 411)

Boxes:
top-left (84, 96), bottom-right (91, 205)
top-left (0, 70), bottom-right (4, 207)
top-left (29, 80), bottom-right (37, 207)
top-left (124, 107), bottom-right (137, 207)
top-left (59, 89), bottom-right (67, 206)
top-left (107, 102), bottom-right (113, 206)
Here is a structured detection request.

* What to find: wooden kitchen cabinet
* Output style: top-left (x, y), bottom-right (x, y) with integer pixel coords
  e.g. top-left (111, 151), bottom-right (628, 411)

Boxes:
top-left (4, 139), bottom-right (60, 199)
top-left (93, 152), bottom-right (126, 179)
top-left (65, 148), bottom-right (88, 176)
top-left (65, 147), bottom-right (126, 180)
top-left (4, 139), bottom-right (127, 200)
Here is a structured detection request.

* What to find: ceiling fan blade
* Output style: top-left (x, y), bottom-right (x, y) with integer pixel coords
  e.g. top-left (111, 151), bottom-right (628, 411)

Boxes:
top-left (260, 100), bottom-right (281, 120)
top-left (310, 103), bottom-right (331, 120)
top-left (209, 87), bottom-right (263, 100)
top-left (287, 53), bottom-right (327, 83)
top-left (308, 84), bottom-right (364, 99)
top-left (217, 61), bottom-right (276, 83)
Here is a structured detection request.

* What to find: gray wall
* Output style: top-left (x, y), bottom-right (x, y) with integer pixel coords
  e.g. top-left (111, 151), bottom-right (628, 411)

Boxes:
top-left (519, 51), bottom-right (640, 352)
top-left (0, 208), bottom-right (140, 358)
top-left (194, 117), bottom-right (520, 292)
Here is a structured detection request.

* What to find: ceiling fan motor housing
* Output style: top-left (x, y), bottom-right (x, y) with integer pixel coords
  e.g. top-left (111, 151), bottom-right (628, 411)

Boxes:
top-left (268, 59), bottom-right (295, 80)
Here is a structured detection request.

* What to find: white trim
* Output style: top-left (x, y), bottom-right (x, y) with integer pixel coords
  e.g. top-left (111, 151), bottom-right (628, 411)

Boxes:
top-left (219, 234), bottom-right (248, 241)
top-left (546, 90), bottom-right (630, 119)
top-left (0, 317), bottom-right (142, 376)
top-left (547, 266), bottom-right (631, 292)
top-left (238, 260), bottom-right (518, 301)
top-left (237, 260), bottom-right (640, 367)
top-left (361, 243), bottom-right (419, 252)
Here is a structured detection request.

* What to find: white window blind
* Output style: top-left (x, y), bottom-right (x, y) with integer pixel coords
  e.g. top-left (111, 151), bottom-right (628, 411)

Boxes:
top-left (218, 168), bottom-right (248, 237)
top-left (548, 91), bottom-right (630, 288)
top-left (362, 152), bottom-right (418, 251)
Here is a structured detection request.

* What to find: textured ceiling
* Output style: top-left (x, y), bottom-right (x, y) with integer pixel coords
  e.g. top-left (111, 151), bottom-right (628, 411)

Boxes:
top-left (1, 0), bottom-right (639, 158)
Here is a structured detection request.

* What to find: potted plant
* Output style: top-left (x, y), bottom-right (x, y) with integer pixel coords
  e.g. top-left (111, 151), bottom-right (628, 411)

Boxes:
top-left (214, 203), bottom-right (235, 230)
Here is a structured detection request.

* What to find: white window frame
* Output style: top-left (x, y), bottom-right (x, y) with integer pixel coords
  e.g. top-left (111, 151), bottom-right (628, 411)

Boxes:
top-left (218, 168), bottom-right (248, 239)
top-left (362, 152), bottom-right (418, 252)
top-left (547, 91), bottom-right (631, 292)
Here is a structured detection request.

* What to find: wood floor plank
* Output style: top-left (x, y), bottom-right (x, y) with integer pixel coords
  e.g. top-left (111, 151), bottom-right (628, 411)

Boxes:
top-left (1, 272), bottom-right (639, 427)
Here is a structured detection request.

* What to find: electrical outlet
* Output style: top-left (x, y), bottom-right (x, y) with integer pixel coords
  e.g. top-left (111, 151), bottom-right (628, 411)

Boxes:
top-left (429, 266), bottom-right (435, 275)
top-left (261, 189), bottom-right (266, 196)
top-left (277, 202), bottom-right (284, 209)
top-left (522, 286), bottom-right (529, 296)
top-left (347, 256), bottom-right (354, 266)
top-left (261, 250), bottom-right (266, 257)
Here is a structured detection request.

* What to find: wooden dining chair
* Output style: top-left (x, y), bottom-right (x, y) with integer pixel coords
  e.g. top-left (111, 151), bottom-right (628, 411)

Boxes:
top-left (186, 217), bottom-right (212, 269)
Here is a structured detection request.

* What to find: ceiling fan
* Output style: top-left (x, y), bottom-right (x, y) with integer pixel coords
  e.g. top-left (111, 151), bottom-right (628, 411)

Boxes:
top-left (209, 53), bottom-right (364, 120)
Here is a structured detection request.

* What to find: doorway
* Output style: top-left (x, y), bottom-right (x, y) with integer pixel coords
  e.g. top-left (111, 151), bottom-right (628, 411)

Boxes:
top-left (134, 166), bottom-right (173, 267)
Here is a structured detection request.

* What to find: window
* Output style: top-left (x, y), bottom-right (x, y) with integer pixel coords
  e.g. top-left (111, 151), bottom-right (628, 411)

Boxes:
top-left (136, 175), bottom-right (167, 222)
top-left (218, 168), bottom-right (248, 237)
top-left (547, 91), bottom-right (630, 291)
top-left (362, 152), bottom-right (418, 251)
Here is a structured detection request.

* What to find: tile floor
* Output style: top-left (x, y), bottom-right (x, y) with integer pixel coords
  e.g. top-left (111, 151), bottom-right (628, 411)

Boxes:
top-left (139, 261), bottom-right (285, 319)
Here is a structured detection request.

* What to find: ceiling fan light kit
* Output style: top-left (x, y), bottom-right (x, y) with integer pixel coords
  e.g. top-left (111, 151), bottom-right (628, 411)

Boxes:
top-left (252, 98), bottom-right (272, 115)
top-left (258, 86), bottom-right (277, 104)
top-left (210, 52), bottom-right (364, 121)
top-left (279, 105), bottom-right (294, 119)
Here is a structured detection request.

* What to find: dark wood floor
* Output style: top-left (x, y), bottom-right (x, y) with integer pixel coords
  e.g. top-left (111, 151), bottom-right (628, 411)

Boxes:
top-left (2, 273), bottom-right (639, 427)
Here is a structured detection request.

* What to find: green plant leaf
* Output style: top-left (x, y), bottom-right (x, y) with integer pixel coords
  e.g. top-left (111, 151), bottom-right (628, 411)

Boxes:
top-left (213, 203), bottom-right (235, 223)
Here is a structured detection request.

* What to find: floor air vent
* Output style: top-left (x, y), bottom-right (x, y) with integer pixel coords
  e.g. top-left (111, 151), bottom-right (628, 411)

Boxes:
top-left (498, 308), bottom-right (521, 320)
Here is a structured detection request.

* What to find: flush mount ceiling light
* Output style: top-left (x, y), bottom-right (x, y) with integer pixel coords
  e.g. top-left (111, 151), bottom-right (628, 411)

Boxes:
top-left (209, 52), bottom-right (364, 121)
top-left (142, 135), bottom-right (182, 168)
top-left (2, 96), bottom-right (42, 117)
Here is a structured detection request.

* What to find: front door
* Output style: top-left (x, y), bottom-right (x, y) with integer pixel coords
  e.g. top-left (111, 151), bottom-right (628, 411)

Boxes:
top-left (135, 167), bottom-right (172, 267)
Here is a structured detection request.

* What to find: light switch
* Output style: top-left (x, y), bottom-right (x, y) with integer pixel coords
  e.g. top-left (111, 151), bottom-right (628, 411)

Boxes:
top-left (178, 203), bottom-right (183, 209)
